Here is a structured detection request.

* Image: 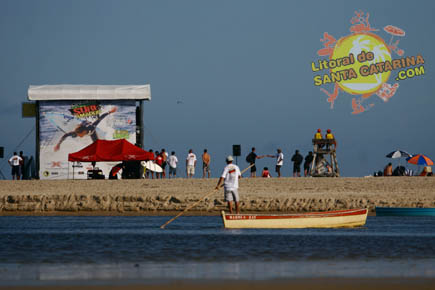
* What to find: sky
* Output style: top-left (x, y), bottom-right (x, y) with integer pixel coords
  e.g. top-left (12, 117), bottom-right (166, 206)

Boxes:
top-left (0, 0), bottom-right (434, 178)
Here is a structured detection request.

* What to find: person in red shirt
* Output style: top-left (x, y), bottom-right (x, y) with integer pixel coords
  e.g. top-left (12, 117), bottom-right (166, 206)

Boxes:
top-left (261, 167), bottom-right (271, 178)
top-left (155, 151), bottom-right (163, 179)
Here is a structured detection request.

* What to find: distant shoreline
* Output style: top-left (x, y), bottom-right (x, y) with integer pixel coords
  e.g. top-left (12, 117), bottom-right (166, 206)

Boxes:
top-left (1, 177), bottom-right (434, 216)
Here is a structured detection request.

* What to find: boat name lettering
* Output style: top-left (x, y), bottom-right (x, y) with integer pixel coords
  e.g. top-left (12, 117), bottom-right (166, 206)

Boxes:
top-left (228, 215), bottom-right (256, 220)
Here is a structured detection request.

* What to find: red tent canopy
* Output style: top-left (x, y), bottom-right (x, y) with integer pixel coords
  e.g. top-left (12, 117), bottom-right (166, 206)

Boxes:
top-left (68, 139), bottom-right (153, 162)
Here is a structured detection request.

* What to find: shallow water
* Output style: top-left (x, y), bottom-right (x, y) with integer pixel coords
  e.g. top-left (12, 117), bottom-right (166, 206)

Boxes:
top-left (0, 215), bottom-right (434, 284)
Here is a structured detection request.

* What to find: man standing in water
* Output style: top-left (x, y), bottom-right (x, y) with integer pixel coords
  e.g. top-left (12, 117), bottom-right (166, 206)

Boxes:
top-left (216, 155), bottom-right (242, 214)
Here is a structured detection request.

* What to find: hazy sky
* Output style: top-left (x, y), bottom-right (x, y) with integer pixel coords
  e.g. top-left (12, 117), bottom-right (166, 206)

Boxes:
top-left (0, 0), bottom-right (434, 178)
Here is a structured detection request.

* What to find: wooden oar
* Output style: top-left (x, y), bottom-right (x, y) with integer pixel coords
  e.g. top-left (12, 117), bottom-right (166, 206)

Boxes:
top-left (160, 163), bottom-right (254, 229)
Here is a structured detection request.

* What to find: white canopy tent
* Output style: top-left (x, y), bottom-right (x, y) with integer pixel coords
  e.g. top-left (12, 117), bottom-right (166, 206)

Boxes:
top-left (28, 84), bottom-right (151, 101)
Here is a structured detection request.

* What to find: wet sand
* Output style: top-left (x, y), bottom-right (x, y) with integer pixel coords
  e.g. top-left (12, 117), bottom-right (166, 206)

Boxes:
top-left (2, 278), bottom-right (435, 290)
top-left (1, 177), bottom-right (434, 215)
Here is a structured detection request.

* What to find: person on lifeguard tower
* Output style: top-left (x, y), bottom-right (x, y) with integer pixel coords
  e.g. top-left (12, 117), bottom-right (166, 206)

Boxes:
top-left (314, 129), bottom-right (324, 148)
top-left (325, 129), bottom-right (337, 149)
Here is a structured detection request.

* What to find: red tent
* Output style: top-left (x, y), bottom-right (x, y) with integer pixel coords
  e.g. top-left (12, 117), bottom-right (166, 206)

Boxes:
top-left (68, 139), bottom-right (153, 162)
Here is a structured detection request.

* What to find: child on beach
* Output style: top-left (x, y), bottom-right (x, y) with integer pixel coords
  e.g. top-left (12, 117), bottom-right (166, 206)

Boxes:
top-left (261, 167), bottom-right (271, 178)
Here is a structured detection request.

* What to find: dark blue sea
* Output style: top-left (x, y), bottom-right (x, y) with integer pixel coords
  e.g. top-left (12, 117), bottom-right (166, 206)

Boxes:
top-left (0, 216), bottom-right (434, 285)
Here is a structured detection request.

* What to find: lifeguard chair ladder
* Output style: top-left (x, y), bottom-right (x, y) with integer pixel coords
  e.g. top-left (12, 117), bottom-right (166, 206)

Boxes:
top-left (310, 139), bottom-right (340, 177)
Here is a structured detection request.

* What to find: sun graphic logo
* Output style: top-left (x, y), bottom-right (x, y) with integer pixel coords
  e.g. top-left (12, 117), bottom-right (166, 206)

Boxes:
top-left (332, 34), bottom-right (391, 95)
top-left (312, 11), bottom-right (425, 114)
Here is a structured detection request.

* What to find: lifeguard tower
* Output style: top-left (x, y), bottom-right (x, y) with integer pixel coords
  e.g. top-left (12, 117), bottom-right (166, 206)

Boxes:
top-left (310, 138), bottom-right (340, 177)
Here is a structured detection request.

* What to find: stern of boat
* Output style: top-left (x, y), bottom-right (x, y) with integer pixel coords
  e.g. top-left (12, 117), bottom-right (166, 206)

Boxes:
top-left (221, 210), bottom-right (227, 228)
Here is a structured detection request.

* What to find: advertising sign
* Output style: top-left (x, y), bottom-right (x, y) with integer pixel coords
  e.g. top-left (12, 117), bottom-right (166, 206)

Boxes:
top-left (39, 100), bottom-right (136, 179)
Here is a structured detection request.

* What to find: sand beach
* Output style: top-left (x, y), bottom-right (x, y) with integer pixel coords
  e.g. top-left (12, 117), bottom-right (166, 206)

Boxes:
top-left (1, 278), bottom-right (435, 290)
top-left (1, 177), bottom-right (434, 215)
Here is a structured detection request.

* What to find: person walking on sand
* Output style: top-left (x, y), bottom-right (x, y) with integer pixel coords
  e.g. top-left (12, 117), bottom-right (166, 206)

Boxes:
top-left (202, 149), bottom-right (211, 178)
top-left (186, 149), bottom-right (197, 178)
top-left (246, 147), bottom-right (264, 178)
top-left (8, 152), bottom-right (23, 180)
top-left (168, 151), bottom-right (178, 178)
top-left (291, 150), bottom-right (303, 177)
top-left (216, 155), bottom-right (242, 214)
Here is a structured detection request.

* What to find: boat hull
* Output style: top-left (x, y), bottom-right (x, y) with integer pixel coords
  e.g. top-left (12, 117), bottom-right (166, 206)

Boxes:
top-left (376, 207), bottom-right (435, 217)
top-left (221, 209), bottom-right (368, 229)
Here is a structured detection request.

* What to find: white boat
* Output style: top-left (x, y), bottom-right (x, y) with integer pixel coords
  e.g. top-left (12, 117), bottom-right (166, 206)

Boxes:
top-left (221, 208), bottom-right (368, 229)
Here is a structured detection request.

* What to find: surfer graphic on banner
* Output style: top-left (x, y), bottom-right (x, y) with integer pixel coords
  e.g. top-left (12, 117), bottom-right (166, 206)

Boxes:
top-left (53, 106), bottom-right (117, 152)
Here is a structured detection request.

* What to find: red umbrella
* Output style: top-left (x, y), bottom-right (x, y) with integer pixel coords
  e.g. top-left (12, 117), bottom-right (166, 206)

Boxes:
top-left (406, 154), bottom-right (434, 166)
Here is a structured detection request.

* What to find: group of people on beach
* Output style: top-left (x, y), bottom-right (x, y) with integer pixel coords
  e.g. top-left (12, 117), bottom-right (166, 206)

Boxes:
top-left (244, 147), bottom-right (315, 178)
top-left (112, 128), bottom-right (338, 180)
top-left (377, 163), bottom-right (433, 177)
top-left (128, 146), bottom-right (319, 180)
top-left (112, 148), bottom-right (212, 180)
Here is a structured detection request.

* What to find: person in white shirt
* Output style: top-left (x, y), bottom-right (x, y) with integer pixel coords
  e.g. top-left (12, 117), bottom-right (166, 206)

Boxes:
top-left (275, 149), bottom-right (284, 177)
top-left (215, 155), bottom-right (242, 214)
top-left (168, 151), bottom-right (178, 178)
top-left (266, 148), bottom-right (284, 177)
top-left (185, 149), bottom-right (197, 178)
top-left (8, 152), bottom-right (23, 180)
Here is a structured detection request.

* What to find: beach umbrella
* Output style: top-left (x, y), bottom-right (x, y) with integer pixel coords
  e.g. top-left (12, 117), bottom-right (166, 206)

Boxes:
top-left (386, 150), bottom-right (412, 166)
top-left (385, 150), bottom-right (412, 159)
top-left (406, 154), bottom-right (434, 166)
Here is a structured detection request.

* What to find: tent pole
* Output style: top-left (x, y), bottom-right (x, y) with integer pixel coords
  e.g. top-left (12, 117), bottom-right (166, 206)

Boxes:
top-left (35, 101), bottom-right (40, 179)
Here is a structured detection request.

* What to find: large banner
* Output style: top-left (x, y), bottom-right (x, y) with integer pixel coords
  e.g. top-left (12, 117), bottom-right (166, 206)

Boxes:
top-left (39, 100), bottom-right (137, 179)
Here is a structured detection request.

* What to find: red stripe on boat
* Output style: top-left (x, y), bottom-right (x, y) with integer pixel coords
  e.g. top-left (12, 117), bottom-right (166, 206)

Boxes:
top-left (225, 209), bottom-right (367, 220)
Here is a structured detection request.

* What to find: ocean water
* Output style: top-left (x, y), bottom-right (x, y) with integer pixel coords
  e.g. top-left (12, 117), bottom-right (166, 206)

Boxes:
top-left (0, 215), bottom-right (434, 285)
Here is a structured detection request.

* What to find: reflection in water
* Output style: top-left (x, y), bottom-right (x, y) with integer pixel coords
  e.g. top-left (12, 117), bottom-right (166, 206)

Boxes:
top-left (0, 215), bottom-right (434, 283)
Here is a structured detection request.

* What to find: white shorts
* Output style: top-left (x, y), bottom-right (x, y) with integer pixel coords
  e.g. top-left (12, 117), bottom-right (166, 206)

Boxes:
top-left (187, 165), bottom-right (195, 175)
top-left (224, 188), bottom-right (239, 202)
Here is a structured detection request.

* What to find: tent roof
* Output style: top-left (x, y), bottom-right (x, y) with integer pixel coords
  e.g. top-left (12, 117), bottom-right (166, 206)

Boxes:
top-left (28, 84), bottom-right (151, 101)
top-left (68, 139), bottom-right (152, 162)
